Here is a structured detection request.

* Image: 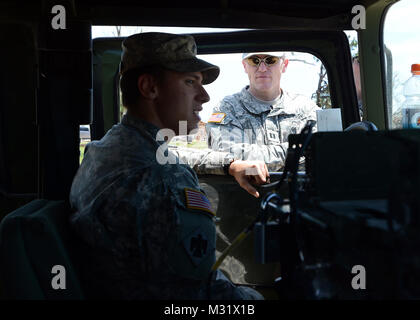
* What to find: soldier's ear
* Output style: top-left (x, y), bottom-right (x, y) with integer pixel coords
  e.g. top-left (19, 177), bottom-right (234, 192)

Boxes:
top-left (137, 73), bottom-right (159, 100)
top-left (242, 60), bottom-right (249, 74)
top-left (282, 59), bottom-right (289, 73)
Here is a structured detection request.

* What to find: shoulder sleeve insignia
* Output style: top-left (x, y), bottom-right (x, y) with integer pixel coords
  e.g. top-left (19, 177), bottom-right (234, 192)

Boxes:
top-left (184, 188), bottom-right (215, 216)
top-left (183, 228), bottom-right (210, 266)
top-left (207, 112), bottom-right (226, 123)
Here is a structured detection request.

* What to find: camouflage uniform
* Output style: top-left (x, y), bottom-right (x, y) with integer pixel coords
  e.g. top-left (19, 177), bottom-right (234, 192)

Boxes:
top-left (169, 145), bottom-right (233, 176)
top-left (70, 113), bottom-right (262, 299)
top-left (206, 86), bottom-right (320, 171)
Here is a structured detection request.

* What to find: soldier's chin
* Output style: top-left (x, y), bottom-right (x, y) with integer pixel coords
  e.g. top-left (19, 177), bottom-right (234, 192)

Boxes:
top-left (256, 80), bottom-right (272, 86)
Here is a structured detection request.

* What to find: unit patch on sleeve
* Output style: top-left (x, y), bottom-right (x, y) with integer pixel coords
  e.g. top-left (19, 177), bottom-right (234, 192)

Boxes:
top-left (207, 112), bottom-right (226, 123)
top-left (183, 228), bottom-right (209, 266)
top-left (184, 188), bottom-right (215, 216)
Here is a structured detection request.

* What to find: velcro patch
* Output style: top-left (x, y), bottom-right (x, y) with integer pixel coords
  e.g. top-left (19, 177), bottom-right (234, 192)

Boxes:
top-left (183, 228), bottom-right (210, 266)
top-left (207, 112), bottom-right (226, 123)
top-left (184, 188), bottom-right (215, 216)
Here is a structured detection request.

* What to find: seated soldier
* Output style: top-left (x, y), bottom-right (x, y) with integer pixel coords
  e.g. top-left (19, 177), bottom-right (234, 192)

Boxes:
top-left (69, 32), bottom-right (265, 299)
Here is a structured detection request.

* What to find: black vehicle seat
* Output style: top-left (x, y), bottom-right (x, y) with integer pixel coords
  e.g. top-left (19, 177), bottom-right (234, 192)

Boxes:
top-left (0, 199), bottom-right (85, 299)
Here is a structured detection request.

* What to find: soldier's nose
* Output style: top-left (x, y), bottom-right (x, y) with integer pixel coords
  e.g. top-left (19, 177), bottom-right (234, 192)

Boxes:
top-left (258, 62), bottom-right (268, 72)
top-left (198, 86), bottom-right (210, 103)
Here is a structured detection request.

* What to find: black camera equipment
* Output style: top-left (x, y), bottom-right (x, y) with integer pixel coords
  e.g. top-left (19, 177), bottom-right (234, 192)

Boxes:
top-left (255, 122), bottom-right (420, 299)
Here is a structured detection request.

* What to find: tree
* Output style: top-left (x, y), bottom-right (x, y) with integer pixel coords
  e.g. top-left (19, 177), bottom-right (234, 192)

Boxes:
top-left (309, 32), bottom-right (358, 110)
top-left (287, 52), bottom-right (331, 109)
top-left (312, 63), bottom-right (331, 109)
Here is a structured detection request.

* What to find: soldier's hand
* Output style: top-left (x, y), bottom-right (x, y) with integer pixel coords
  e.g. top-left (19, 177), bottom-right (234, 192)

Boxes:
top-left (228, 160), bottom-right (270, 198)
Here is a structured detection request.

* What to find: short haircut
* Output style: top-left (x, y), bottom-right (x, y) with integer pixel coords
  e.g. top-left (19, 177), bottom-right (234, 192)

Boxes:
top-left (119, 65), bottom-right (166, 108)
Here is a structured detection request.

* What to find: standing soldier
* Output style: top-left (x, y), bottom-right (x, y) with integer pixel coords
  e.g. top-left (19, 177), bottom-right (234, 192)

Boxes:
top-left (206, 52), bottom-right (320, 171)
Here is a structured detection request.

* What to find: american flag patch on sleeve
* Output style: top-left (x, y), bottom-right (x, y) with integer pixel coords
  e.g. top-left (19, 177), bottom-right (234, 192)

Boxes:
top-left (184, 188), bottom-right (215, 216)
top-left (207, 112), bottom-right (226, 123)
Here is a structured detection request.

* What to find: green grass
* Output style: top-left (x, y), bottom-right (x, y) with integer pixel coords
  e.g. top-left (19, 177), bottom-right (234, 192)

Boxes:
top-left (80, 143), bottom-right (87, 164)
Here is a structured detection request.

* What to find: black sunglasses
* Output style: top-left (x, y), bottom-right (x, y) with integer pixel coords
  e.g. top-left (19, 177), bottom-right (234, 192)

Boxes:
top-left (246, 56), bottom-right (282, 67)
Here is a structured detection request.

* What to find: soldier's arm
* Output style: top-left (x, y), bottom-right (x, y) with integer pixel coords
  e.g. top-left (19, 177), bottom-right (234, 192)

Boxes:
top-left (156, 167), bottom-right (263, 300)
top-left (207, 122), bottom-right (288, 171)
top-left (125, 167), bottom-right (217, 298)
top-left (169, 146), bottom-right (232, 175)
top-left (206, 96), bottom-right (320, 171)
top-left (169, 146), bottom-right (269, 198)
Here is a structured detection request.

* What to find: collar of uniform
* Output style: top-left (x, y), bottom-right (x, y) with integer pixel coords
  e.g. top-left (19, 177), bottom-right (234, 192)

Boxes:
top-left (121, 113), bottom-right (161, 141)
top-left (240, 86), bottom-right (272, 115)
top-left (267, 90), bottom-right (297, 117)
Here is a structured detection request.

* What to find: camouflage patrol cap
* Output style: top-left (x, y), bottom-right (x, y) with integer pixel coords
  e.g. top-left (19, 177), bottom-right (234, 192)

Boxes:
top-left (121, 32), bottom-right (220, 85)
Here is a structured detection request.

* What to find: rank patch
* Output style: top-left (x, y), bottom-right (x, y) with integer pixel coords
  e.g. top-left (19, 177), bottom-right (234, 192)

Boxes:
top-left (207, 112), bottom-right (226, 123)
top-left (266, 129), bottom-right (280, 143)
top-left (184, 188), bottom-right (215, 216)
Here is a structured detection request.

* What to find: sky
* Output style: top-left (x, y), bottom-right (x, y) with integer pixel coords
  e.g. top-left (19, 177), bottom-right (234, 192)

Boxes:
top-left (384, 0), bottom-right (420, 82)
top-left (383, 0), bottom-right (420, 113)
top-left (92, 0), bottom-right (420, 121)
